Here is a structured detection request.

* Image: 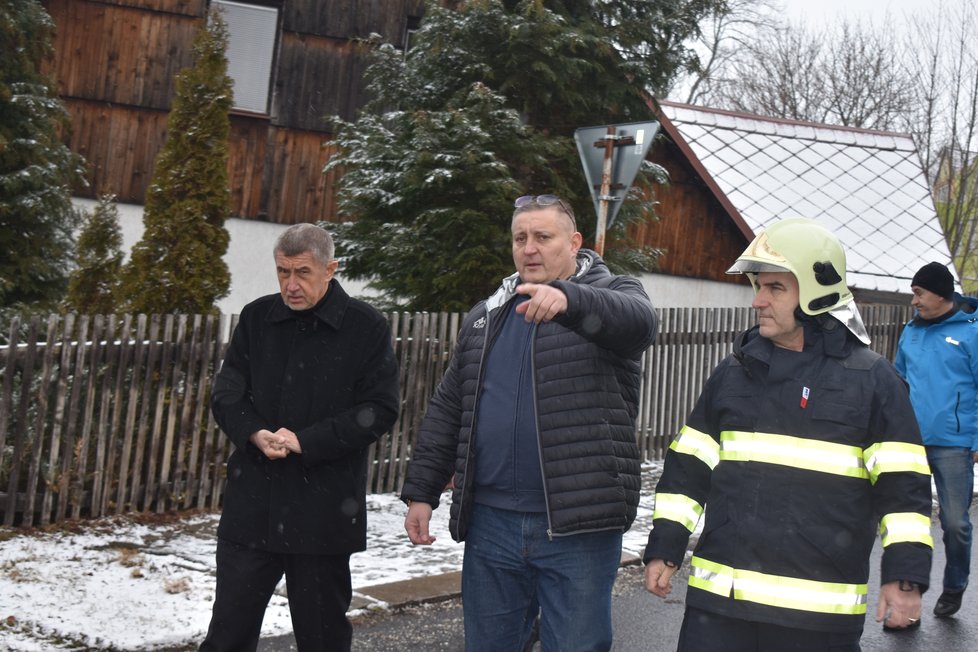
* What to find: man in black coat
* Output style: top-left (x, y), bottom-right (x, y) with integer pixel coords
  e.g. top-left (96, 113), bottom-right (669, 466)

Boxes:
top-left (401, 195), bottom-right (658, 651)
top-left (200, 223), bottom-right (400, 652)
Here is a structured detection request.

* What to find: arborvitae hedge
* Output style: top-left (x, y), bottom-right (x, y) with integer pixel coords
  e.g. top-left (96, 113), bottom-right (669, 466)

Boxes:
top-left (65, 195), bottom-right (124, 314)
top-left (121, 9), bottom-right (233, 315)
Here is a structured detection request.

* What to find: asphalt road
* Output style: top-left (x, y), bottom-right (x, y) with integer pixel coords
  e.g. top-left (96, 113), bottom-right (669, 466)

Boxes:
top-left (257, 509), bottom-right (978, 651)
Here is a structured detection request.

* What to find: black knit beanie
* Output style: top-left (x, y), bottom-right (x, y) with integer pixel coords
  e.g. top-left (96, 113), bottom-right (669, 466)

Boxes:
top-left (911, 262), bottom-right (954, 300)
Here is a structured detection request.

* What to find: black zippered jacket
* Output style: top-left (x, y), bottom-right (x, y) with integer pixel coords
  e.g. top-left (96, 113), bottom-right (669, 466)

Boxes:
top-left (400, 250), bottom-right (658, 541)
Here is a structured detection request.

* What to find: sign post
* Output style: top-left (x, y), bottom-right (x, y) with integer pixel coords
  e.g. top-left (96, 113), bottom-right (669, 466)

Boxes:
top-left (574, 121), bottom-right (659, 255)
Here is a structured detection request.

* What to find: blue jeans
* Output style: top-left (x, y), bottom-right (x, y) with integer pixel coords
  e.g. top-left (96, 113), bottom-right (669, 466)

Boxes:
top-left (461, 503), bottom-right (623, 652)
top-left (928, 446), bottom-right (975, 593)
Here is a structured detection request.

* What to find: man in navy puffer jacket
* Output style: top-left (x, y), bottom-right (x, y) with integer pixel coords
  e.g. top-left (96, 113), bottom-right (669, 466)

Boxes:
top-left (400, 194), bottom-right (657, 652)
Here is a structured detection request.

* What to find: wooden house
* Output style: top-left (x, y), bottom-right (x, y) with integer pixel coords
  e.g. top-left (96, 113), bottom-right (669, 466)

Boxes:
top-left (43, 0), bottom-right (425, 225)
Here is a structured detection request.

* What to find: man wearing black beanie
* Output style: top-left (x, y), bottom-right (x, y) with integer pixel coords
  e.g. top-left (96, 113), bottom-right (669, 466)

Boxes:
top-left (911, 261), bottom-right (955, 301)
top-left (895, 261), bottom-right (978, 621)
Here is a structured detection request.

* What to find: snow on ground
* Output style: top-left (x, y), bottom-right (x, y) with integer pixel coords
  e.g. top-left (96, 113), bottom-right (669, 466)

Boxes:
top-left (0, 462), bottom-right (663, 651)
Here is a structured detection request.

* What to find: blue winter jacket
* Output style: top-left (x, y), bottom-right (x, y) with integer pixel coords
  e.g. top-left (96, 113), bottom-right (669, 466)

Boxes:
top-left (894, 294), bottom-right (978, 452)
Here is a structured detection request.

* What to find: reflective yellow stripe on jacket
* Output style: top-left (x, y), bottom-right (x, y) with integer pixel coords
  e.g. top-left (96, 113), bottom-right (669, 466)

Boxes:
top-left (690, 556), bottom-right (869, 615)
top-left (669, 425), bottom-right (720, 470)
top-left (864, 441), bottom-right (930, 484)
top-left (652, 492), bottom-right (704, 532)
top-left (719, 431), bottom-right (869, 479)
top-left (880, 512), bottom-right (933, 547)
top-left (667, 427), bottom-right (933, 549)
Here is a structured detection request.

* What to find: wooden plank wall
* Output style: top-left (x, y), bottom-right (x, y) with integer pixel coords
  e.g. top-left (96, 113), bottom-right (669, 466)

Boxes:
top-left (636, 307), bottom-right (757, 460)
top-left (227, 114), bottom-right (270, 219)
top-left (263, 128), bottom-right (339, 224)
top-left (44, 0), bottom-right (425, 224)
top-left (64, 100), bottom-right (169, 202)
top-left (91, 0), bottom-right (203, 13)
top-left (45, 0), bottom-right (200, 110)
top-left (274, 33), bottom-right (365, 130)
top-left (0, 305), bottom-right (915, 528)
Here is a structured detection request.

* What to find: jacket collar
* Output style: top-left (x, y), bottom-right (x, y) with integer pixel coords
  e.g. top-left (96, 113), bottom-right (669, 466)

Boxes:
top-left (484, 249), bottom-right (600, 313)
top-left (734, 317), bottom-right (856, 371)
top-left (265, 279), bottom-right (349, 330)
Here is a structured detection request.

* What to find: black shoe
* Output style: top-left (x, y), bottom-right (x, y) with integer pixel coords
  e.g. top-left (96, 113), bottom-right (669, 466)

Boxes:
top-left (933, 590), bottom-right (964, 618)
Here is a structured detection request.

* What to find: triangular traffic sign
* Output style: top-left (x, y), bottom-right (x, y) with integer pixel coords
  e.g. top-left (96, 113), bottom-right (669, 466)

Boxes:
top-left (574, 121), bottom-right (659, 228)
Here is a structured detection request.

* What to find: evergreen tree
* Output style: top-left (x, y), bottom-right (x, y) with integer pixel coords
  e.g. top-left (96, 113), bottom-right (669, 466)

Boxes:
top-left (121, 9), bottom-right (232, 315)
top-left (0, 0), bottom-right (85, 314)
top-left (64, 195), bottom-right (124, 314)
top-left (326, 0), bottom-right (716, 311)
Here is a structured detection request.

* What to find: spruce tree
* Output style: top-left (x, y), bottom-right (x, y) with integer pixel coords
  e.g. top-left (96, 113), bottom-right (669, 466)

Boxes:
top-left (121, 9), bottom-right (232, 315)
top-left (0, 0), bottom-right (85, 315)
top-left (326, 0), bottom-right (716, 311)
top-left (64, 195), bottom-right (124, 314)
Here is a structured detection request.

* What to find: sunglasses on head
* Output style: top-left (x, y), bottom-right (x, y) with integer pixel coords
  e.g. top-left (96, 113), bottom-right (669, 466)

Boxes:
top-left (514, 194), bottom-right (565, 209)
top-left (513, 195), bottom-right (576, 227)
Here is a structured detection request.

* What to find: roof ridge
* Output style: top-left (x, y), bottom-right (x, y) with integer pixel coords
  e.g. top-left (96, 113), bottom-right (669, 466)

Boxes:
top-left (657, 99), bottom-right (914, 141)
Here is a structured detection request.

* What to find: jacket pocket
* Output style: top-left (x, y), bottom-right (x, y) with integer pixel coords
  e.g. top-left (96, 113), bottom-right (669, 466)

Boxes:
top-left (809, 387), bottom-right (870, 443)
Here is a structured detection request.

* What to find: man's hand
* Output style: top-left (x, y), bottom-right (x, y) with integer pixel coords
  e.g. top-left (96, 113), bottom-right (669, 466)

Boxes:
top-left (249, 429), bottom-right (289, 459)
top-left (515, 283), bottom-right (568, 323)
top-left (644, 559), bottom-right (678, 598)
top-left (274, 427), bottom-right (302, 454)
top-left (876, 580), bottom-right (922, 629)
top-left (404, 501), bottom-right (436, 545)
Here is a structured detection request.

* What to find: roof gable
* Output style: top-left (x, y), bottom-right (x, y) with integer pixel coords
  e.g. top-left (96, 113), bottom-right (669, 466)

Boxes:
top-left (656, 101), bottom-right (954, 294)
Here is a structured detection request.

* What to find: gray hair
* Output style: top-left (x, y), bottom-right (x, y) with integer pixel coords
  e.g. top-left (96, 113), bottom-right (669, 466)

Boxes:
top-left (274, 223), bottom-right (334, 265)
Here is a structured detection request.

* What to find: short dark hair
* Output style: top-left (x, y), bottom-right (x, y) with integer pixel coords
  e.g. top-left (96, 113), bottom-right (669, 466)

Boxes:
top-left (512, 196), bottom-right (577, 231)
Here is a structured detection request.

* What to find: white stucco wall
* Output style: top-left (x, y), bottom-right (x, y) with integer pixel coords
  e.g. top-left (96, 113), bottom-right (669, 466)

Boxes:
top-left (637, 272), bottom-right (755, 309)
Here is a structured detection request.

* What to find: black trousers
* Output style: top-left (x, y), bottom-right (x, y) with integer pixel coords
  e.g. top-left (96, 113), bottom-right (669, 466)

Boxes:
top-left (677, 606), bottom-right (862, 652)
top-left (199, 538), bottom-right (353, 652)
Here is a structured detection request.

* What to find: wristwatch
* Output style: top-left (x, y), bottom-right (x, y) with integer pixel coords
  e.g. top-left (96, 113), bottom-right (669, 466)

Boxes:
top-left (898, 580), bottom-right (921, 592)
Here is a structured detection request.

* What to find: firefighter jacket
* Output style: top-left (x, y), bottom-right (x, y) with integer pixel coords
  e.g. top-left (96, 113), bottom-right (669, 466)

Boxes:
top-left (644, 319), bottom-right (933, 634)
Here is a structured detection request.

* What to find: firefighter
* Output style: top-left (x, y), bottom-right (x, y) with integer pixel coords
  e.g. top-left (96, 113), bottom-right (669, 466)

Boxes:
top-left (643, 218), bottom-right (933, 650)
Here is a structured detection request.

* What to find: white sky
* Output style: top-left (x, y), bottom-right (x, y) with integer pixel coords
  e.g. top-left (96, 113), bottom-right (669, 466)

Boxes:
top-left (780, 0), bottom-right (924, 25)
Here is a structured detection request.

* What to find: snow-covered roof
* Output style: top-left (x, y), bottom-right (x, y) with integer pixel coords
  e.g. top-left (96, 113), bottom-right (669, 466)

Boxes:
top-left (657, 101), bottom-right (955, 294)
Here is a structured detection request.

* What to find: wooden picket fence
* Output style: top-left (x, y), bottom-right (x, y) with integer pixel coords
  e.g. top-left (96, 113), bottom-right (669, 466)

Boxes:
top-left (0, 304), bottom-right (914, 528)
